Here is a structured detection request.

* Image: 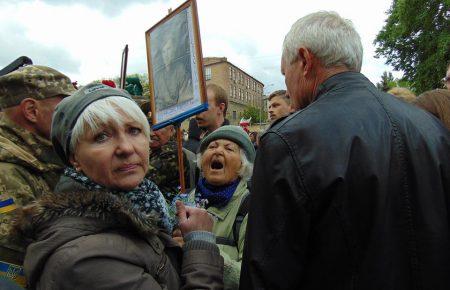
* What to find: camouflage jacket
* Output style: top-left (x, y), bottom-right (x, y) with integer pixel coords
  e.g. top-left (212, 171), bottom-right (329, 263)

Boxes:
top-left (147, 140), bottom-right (192, 204)
top-left (0, 115), bottom-right (64, 266)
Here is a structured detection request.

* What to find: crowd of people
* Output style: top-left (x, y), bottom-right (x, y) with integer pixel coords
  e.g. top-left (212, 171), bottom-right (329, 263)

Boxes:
top-left (0, 11), bottom-right (449, 290)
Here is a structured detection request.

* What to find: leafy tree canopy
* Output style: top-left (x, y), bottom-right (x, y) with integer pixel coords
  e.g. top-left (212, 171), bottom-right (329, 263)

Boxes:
top-left (242, 106), bottom-right (266, 124)
top-left (376, 71), bottom-right (414, 92)
top-left (374, 0), bottom-right (450, 94)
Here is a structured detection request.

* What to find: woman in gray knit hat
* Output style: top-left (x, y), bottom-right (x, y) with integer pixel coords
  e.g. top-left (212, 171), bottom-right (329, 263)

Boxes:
top-left (14, 83), bottom-right (223, 290)
top-left (187, 125), bottom-right (255, 290)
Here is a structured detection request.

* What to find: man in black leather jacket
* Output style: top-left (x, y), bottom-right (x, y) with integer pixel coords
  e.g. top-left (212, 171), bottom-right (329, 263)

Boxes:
top-left (240, 11), bottom-right (450, 290)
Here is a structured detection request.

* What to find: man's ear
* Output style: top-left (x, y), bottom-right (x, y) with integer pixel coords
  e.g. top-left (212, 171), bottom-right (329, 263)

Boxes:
top-left (20, 98), bottom-right (38, 123)
top-left (297, 47), bottom-right (315, 77)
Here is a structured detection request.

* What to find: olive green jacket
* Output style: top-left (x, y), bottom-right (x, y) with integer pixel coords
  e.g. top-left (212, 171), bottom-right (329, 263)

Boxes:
top-left (0, 116), bottom-right (63, 266)
top-left (189, 179), bottom-right (249, 290)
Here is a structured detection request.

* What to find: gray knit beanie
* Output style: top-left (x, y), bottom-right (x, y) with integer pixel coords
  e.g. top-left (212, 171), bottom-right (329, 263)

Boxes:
top-left (51, 83), bottom-right (132, 166)
top-left (199, 125), bottom-right (256, 162)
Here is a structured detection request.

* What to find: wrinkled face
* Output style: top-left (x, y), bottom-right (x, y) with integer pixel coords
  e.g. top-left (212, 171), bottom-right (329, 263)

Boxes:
top-left (201, 139), bottom-right (242, 186)
top-left (196, 88), bottom-right (221, 130)
top-left (35, 96), bottom-right (64, 139)
top-left (71, 113), bottom-right (149, 191)
top-left (268, 95), bottom-right (292, 121)
top-left (281, 56), bottom-right (312, 110)
top-left (150, 125), bottom-right (174, 149)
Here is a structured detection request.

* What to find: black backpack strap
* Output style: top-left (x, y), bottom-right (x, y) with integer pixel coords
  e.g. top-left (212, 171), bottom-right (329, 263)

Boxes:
top-left (216, 183), bottom-right (251, 247)
top-left (232, 190), bottom-right (250, 247)
top-left (216, 236), bottom-right (236, 246)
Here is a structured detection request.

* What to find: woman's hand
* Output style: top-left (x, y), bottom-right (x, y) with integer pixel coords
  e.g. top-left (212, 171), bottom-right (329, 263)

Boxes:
top-left (176, 201), bottom-right (213, 235)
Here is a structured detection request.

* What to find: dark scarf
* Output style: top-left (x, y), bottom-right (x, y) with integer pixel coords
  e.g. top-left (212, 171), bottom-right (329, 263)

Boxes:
top-left (64, 167), bottom-right (173, 232)
top-left (195, 177), bottom-right (240, 208)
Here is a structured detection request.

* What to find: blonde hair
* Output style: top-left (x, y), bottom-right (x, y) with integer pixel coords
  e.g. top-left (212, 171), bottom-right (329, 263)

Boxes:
top-left (415, 89), bottom-right (450, 130)
top-left (70, 96), bottom-right (150, 153)
top-left (388, 87), bottom-right (416, 103)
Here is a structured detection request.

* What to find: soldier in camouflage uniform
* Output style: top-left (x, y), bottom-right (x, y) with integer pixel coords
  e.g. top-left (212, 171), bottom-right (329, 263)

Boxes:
top-left (0, 65), bottom-right (75, 287)
top-left (147, 125), bottom-right (192, 204)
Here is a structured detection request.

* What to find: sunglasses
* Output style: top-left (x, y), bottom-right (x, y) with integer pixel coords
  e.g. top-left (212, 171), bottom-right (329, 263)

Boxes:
top-left (442, 76), bottom-right (450, 83)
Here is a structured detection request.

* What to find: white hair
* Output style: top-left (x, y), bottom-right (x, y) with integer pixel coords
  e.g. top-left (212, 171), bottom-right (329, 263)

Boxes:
top-left (282, 11), bottom-right (363, 72)
top-left (196, 149), bottom-right (254, 181)
top-left (70, 96), bottom-right (150, 154)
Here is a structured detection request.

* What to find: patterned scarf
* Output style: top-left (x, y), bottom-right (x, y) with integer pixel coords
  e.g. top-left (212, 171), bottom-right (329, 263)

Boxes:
top-left (195, 177), bottom-right (240, 208)
top-left (64, 167), bottom-right (173, 233)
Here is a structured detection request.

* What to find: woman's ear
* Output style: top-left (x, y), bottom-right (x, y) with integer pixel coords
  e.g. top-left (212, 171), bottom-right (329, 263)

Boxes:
top-left (69, 154), bottom-right (81, 171)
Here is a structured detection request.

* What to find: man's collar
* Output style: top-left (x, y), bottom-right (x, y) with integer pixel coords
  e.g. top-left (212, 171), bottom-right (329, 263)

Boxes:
top-left (315, 71), bottom-right (366, 100)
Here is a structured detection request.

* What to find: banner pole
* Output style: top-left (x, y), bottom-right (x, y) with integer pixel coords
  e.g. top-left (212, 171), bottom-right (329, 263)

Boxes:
top-left (175, 123), bottom-right (186, 193)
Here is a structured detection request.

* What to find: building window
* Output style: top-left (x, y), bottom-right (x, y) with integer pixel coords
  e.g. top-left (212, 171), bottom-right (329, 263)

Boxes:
top-left (229, 67), bottom-right (232, 79)
top-left (230, 85), bottom-right (233, 97)
top-left (205, 67), bottom-right (212, 80)
top-left (233, 110), bottom-right (237, 120)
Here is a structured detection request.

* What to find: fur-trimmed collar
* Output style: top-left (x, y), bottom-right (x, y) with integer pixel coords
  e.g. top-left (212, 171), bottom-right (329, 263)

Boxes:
top-left (14, 190), bottom-right (160, 244)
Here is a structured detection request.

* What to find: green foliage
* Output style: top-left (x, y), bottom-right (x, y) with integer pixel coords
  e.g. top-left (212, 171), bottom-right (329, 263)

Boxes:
top-left (376, 71), bottom-right (395, 91)
top-left (242, 106), bottom-right (265, 124)
top-left (376, 71), bottom-right (415, 92)
top-left (374, 0), bottom-right (450, 94)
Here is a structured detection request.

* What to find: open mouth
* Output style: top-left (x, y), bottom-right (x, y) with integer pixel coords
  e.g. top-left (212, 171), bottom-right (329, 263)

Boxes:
top-left (211, 160), bottom-right (224, 170)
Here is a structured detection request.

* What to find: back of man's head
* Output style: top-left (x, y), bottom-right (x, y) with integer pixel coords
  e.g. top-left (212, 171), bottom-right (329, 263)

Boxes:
top-left (206, 83), bottom-right (228, 116)
top-left (282, 11), bottom-right (363, 72)
top-left (0, 65), bottom-right (75, 109)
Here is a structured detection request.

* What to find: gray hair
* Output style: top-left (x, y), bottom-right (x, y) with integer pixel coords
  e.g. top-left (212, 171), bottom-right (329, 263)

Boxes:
top-left (282, 11), bottom-right (363, 72)
top-left (70, 96), bottom-right (150, 154)
top-left (196, 149), bottom-right (254, 181)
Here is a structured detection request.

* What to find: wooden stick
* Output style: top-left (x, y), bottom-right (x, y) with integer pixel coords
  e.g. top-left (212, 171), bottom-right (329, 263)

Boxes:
top-left (175, 124), bottom-right (186, 193)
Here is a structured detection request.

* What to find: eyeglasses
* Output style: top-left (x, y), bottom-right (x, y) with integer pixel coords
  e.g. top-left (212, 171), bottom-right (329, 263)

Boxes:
top-left (442, 76), bottom-right (450, 83)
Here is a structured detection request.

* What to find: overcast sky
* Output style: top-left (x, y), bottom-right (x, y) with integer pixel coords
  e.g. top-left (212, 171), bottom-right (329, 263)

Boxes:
top-left (0, 0), bottom-right (402, 93)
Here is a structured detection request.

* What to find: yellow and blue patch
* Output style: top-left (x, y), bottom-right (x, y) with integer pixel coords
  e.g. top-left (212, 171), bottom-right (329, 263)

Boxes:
top-left (0, 261), bottom-right (26, 287)
top-left (0, 194), bottom-right (16, 214)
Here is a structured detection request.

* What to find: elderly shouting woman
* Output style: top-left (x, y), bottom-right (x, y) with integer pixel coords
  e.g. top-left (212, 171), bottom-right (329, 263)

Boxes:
top-left (187, 125), bottom-right (255, 290)
top-left (14, 83), bottom-right (223, 289)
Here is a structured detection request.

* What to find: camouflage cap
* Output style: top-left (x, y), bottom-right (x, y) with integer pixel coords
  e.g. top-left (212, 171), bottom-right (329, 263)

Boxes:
top-left (0, 65), bottom-right (76, 109)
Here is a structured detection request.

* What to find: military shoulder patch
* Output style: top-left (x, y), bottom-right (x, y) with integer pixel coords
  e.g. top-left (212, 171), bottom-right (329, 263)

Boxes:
top-left (0, 194), bottom-right (16, 214)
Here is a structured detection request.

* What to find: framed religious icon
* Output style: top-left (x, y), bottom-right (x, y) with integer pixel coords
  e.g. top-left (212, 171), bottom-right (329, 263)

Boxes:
top-left (145, 0), bottom-right (207, 129)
